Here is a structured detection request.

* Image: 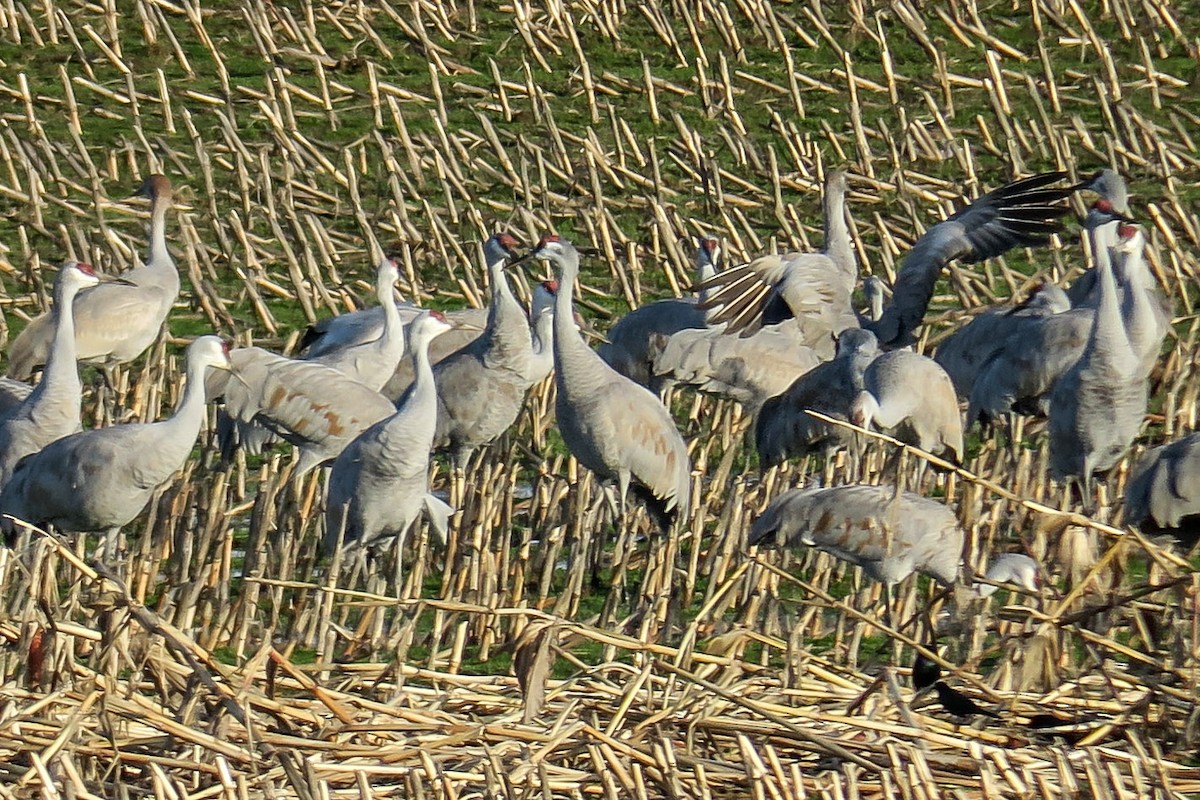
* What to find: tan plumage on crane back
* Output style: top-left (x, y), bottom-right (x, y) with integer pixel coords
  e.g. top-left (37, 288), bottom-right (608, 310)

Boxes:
top-left (750, 484), bottom-right (964, 586)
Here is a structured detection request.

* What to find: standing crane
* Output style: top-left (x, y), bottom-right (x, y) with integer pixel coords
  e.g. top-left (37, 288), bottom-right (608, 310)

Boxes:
top-left (0, 263), bottom-right (125, 488)
top-left (7, 175), bottom-right (181, 379)
top-left (307, 255), bottom-right (408, 391)
top-left (0, 336), bottom-right (231, 540)
top-left (530, 236), bottom-right (691, 532)
top-left (324, 311), bottom-right (453, 556)
top-left (965, 198), bottom-right (1131, 427)
top-left (431, 233), bottom-right (531, 473)
top-left (851, 351), bottom-right (964, 464)
top-left (755, 328), bottom-right (879, 467)
top-left (599, 235), bottom-right (721, 390)
top-left (1049, 224), bottom-right (1148, 510)
top-left (1113, 225), bottom-right (1170, 378)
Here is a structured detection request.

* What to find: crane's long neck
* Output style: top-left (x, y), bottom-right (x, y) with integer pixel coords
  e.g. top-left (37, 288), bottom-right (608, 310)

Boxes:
top-left (484, 259), bottom-right (531, 367)
top-left (147, 193), bottom-right (172, 270)
top-left (1089, 243), bottom-right (1138, 373)
top-left (1088, 219), bottom-right (1117, 281)
top-left (158, 355), bottom-right (214, 458)
top-left (552, 253), bottom-right (608, 396)
top-left (823, 178), bottom-right (856, 283)
top-left (36, 281), bottom-right (83, 405)
top-left (377, 273), bottom-right (405, 361)
top-left (1116, 245), bottom-right (1164, 371)
top-left (695, 250), bottom-right (717, 303)
top-left (404, 332), bottom-right (439, 431)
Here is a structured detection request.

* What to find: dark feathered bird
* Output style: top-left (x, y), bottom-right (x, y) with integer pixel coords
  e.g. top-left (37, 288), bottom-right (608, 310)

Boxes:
top-left (934, 682), bottom-right (1002, 720)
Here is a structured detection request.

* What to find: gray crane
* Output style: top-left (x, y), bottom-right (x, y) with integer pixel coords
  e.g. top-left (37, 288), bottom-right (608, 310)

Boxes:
top-left (935, 280), bottom-right (1071, 399)
top-left (755, 328), bottom-right (879, 467)
top-left (211, 347), bottom-right (396, 476)
top-left (431, 233), bottom-right (531, 472)
top-left (7, 175), bottom-right (181, 379)
top-left (1114, 225), bottom-right (1170, 378)
top-left (965, 199), bottom-right (1131, 427)
top-left (307, 255), bottom-right (408, 391)
top-left (599, 236), bottom-right (721, 390)
top-left (0, 263), bottom-right (122, 488)
top-left (697, 171), bottom-right (858, 342)
top-left (0, 336), bottom-right (231, 538)
top-left (851, 351), bottom-right (964, 463)
top-left (1049, 224), bottom-right (1148, 509)
top-left (324, 310), bottom-right (453, 556)
top-left (531, 235), bottom-right (691, 532)
top-left (975, 553), bottom-right (1040, 597)
top-left (301, 235), bottom-right (518, 402)
top-left (750, 484), bottom-right (964, 587)
top-left (648, 319), bottom-right (823, 411)
top-left (1124, 434), bottom-right (1200, 549)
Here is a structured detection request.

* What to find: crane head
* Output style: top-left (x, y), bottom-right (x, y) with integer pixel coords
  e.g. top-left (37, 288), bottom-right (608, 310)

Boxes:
top-left (542, 279), bottom-right (559, 294)
top-left (133, 174), bottom-right (173, 202)
top-left (74, 262), bottom-right (96, 276)
top-left (1084, 198), bottom-right (1133, 229)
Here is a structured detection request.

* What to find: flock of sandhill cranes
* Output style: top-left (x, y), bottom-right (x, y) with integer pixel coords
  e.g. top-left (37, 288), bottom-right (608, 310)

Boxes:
top-left (0, 165), bottom-right (1189, 623)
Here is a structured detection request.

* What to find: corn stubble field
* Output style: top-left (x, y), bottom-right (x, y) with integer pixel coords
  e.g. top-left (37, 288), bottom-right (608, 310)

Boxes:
top-left (0, 0), bottom-right (1198, 797)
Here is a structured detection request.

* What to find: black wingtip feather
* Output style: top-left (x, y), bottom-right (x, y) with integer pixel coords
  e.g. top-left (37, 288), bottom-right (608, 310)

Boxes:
top-left (630, 483), bottom-right (676, 534)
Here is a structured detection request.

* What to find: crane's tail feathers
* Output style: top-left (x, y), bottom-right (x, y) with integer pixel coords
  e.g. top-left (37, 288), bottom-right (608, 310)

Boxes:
top-left (630, 483), bottom-right (676, 535)
top-left (423, 494), bottom-right (453, 546)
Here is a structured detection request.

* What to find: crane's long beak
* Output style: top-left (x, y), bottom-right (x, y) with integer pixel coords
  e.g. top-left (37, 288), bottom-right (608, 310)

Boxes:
top-left (98, 274), bottom-right (137, 286)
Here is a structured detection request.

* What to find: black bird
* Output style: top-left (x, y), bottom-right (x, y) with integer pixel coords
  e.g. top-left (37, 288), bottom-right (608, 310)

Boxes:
top-left (934, 681), bottom-right (1002, 720)
top-left (911, 647), bottom-right (942, 690)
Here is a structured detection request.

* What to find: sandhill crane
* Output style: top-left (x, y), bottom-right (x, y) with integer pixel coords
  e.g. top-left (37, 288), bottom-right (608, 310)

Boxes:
top-left (1124, 434), bottom-right (1200, 549)
top-left (750, 484), bottom-right (964, 587)
top-left (1049, 224), bottom-right (1148, 509)
top-left (698, 171), bottom-right (857, 341)
top-left (8, 175), bottom-right (181, 379)
top-left (1114, 225), bottom-right (1170, 377)
top-left (965, 199), bottom-right (1130, 427)
top-left (648, 320), bottom-right (822, 411)
top-left (307, 256), bottom-right (408, 391)
top-left (301, 235), bottom-right (517, 401)
top-left (851, 351), bottom-right (963, 463)
top-left (936, 280), bottom-right (1071, 399)
top-left (210, 348), bottom-right (396, 476)
top-left (0, 336), bottom-right (231, 537)
top-left (324, 311), bottom-right (453, 556)
top-left (755, 328), bottom-right (879, 467)
top-left (975, 553), bottom-right (1040, 597)
top-left (867, 172), bottom-right (1076, 348)
top-left (432, 233), bottom-right (532, 471)
top-left (599, 236), bottom-right (721, 389)
top-left (0, 263), bottom-right (121, 488)
top-left (1066, 169), bottom-right (1128, 308)
top-left (524, 279), bottom-right (557, 386)
top-left (531, 235), bottom-right (690, 532)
